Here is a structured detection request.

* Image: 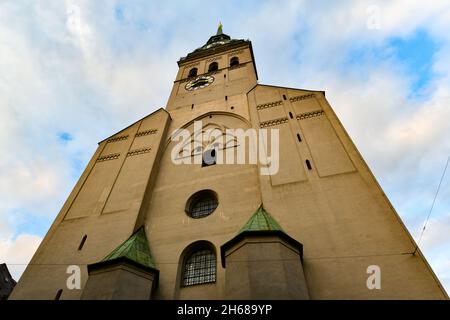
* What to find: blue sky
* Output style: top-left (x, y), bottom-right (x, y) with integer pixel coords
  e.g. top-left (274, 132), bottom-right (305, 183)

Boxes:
top-left (0, 0), bottom-right (449, 294)
top-left (344, 28), bottom-right (439, 96)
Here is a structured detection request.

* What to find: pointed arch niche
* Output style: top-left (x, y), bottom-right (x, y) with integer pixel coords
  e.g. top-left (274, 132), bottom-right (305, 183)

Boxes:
top-left (167, 112), bottom-right (252, 165)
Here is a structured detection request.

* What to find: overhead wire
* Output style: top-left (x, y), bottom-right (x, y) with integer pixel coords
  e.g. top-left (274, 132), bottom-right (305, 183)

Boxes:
top-left (413, 153), bottom-right (450, 255)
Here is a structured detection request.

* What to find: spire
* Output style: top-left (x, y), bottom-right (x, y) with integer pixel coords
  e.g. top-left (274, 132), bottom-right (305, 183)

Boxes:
top-left (220, 204), bottom-right (303, 268)
top-left (182, 23), bottom-right (234, 59)
top-left (216, 21), bottom-right (223, 35)
top-left (102, 226), bottom-right (156, 269)
top-left (239, 204), bottom-right (284, 234)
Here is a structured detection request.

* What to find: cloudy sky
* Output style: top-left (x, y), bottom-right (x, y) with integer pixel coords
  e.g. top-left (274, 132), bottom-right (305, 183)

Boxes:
top-left (0, 0), bottom-right (449, 293)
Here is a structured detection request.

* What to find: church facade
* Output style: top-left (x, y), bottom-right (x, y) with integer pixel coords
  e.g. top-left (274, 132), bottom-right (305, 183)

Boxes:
top-left (10, 26), bottom-right (448, 300)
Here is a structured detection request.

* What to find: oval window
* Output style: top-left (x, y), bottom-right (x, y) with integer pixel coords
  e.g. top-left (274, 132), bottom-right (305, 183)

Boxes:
top-left (185, 190), bottom-right (218, 218)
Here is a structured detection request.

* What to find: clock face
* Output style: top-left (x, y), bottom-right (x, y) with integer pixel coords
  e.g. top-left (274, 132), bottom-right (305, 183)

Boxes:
top-left (185, 75), bottom-right (214, 91)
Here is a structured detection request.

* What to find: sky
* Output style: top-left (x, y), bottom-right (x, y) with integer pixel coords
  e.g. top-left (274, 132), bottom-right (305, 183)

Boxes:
top-left (0, 0), bottom-right (449, 294)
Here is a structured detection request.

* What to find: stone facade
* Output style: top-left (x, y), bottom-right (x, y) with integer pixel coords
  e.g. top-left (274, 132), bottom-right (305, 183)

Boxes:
top-left (9, 27), bottom-right (448, 300)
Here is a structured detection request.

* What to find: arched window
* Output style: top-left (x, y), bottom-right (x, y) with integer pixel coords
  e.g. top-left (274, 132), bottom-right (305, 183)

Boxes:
top-left (185, 190), bottom-right (218, 218)
top-left (182, 244), bottom-right (216, 286)
top-left (230, 56), bottom-right (239, 67)
top-left (188, 67), bottom-right (198, 78)
top-left (208, 62), bottom-right (218, 72)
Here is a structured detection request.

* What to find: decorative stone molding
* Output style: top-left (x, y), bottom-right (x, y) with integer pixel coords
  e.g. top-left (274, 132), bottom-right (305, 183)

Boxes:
top-left (107, 135), bottom-right (128, 143)
top-left (181, 70), bottom-right (220, 83)
top-left (97, 153), bottom-right (120, 162)
top-left (256, 100), bottom-right (283, 110)
top-left (206, 56), bottom-right (222, 63)
top-left (204, 70), bottom-right (220, 77)
top-left (229, 63), bottom-right (246, 70)
top-left (259, 117), bottom-right (289, 128)
top-left (289, 93), bottom-right (315, 102)
top-left (296, 110), bottom-right (325, 120)
top-left (185, 62), bottom-right (200, 69)
top-left (127, 147), bottom-right (152, 157)
top-left (135, 129), bottom-right (157, 137)
top-left (228, 49), bottom-right (244, 57)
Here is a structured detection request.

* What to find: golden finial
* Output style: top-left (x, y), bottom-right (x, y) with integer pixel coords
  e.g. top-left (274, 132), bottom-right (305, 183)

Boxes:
top-left (217, 21), bottom-right (223, 35)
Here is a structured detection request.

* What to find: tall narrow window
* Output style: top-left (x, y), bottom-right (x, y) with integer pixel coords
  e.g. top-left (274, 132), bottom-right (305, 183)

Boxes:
top-left (208, 62), bottom-right (218, 72)
top-left (78, 235), bottom-right (87, 251)
top-left (289, 112), bottom-right (293, 119)
top-left (230, 56), bottom-right (239, 67)
top-left (182, 247), bottom-right (216, 286)
top-left (297, 133), bottom-right (302, 142)
top-left (188, 67), bottom-right (198, 78)
top-left (306, 159), bottom-right (312, 170)
top-left (55, 289), bottom-right (63, 300)
top-left (283, 94), bottom-right (287, 100)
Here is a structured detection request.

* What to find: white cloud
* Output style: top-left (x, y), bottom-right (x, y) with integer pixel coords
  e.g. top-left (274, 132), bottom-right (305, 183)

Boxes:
top-left (426, 254), bottom-right (450, 294)
top-left (420, 214), bottom-right (450, 252)
top-left (0, 0), bottom-right (449, 294)
top-left (0, 234), bottom-right (42, 281)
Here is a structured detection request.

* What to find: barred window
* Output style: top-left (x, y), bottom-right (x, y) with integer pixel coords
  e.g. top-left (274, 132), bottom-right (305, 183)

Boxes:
top-left (191, 197), bottom-right (217, 218)
top-left (182, 249), bottom-right (216, 286)
top-left (186, 190), bottom-right (218, 219)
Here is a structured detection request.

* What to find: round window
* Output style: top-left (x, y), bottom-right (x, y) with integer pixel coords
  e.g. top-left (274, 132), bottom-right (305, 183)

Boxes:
top-left (186, 190), bottom-right (218, 218)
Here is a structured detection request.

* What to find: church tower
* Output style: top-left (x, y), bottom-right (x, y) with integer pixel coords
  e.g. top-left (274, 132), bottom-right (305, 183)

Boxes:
top-left (10, 25), bottom-right (448, 300)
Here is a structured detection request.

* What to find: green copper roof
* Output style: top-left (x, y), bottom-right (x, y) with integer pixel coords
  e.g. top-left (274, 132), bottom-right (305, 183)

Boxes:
top-left (220, 204), bottom-right (303, 268)
top-left (239, 204), bottom-right (284, 234)
top-left (183, 24), bottom-right (241, 59)
top-left (102, 227), bottom-right (156, 269)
